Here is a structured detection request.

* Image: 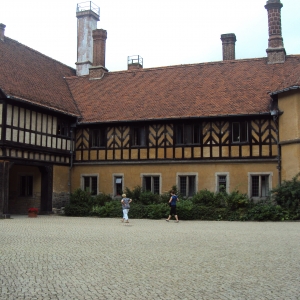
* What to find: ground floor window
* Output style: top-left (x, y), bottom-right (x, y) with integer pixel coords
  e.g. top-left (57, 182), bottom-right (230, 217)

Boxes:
top-left (20, 175), bottom-right (33, 196)
top-left (179, 175), bottom-right (196, 197)
top-left (142, 175), bottom-right (160, 194)
top-left (248, 173), bottom-right (272, 198)
top-left (113, 175), bottom-right (123, 197)
top-left (82, 175), bottom-right (98, 195)
top-left (215, 172), bottom-right (229, 193)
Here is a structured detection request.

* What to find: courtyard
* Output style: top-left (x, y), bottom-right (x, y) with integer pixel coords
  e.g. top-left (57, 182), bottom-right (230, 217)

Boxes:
top-left (0, 216), bottom-right (300, 299)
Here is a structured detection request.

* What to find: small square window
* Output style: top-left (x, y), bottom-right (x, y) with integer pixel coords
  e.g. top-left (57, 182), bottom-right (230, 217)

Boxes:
top-left (232, 122), bottom-right (248, 143)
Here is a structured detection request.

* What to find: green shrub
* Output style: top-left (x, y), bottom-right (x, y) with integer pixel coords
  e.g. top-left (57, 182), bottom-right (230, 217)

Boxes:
top-left (191, 189), bottom-right (215, 206)
top-left (271, 173), bottom-right (300, 211)
top-left (225, 190), bottom-right (249, 210)
top-left (93, 193), bottom-right (113, 206)
top-left (146, 203), bottom-right (169, 219)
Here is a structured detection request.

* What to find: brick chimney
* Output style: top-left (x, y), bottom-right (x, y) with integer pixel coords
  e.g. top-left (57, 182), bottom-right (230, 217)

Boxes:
top-left (127, 55), bottom-right (143, 70)
top-left (221, 33), bottom-right (236, 61)
top-left (0, 23), bottom-right (6, 41)
top-left (76, 2), bottom-right (100, 76)
top-left (89, 29), bottom-right (108, 79)
top-left (265, 0), bottom-right (286, 64)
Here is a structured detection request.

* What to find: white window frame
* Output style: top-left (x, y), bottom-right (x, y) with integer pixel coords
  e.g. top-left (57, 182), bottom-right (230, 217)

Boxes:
top-left (248, 172), bottom-right (273, 199)
top-left (215, 172), bottom-right (230, 193)
top-left (80, 173), bottom-right (99, 195)
top-left (140, 173), bottom-right (162, 194)
top-left (112, 173), bottom-right (124, 197)
top-left (176, 172), bottom-right (198, 197)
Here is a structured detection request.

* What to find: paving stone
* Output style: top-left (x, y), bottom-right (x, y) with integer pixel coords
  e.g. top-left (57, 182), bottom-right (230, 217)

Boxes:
top-left (0, 216), bottom-right (300, 299)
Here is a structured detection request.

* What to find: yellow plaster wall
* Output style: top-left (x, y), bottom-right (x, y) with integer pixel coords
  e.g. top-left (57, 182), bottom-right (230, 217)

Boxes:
top-left (53, 165), bottom-right (70, 193)
top-left (278, 91), bottom-right (300, 180)
top-left (281, 144), bottom-right (300, 181)
top-left (71, 162), bottom-right (278, 196)
top-left (279, 92), bottom-right (300, 141)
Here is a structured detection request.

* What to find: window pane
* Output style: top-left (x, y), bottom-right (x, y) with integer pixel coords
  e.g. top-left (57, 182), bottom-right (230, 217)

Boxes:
top-left (176, 124), bottom-right (183, 144)
top-left (251, 176), bottom-right (259, 197)
top-left (188, 176), bottom-right (195, 197)
top-left (180, 177), bottom-right (187, 196)
top-left (153, 176), bottom-right (159, 194)
top-left (91, 177), bottom-right (97, 195)
top-left (140, 127), bottom-right (146, 146)
top-left (261, 175), bottom-right (269, 197)
top-left (184, 125), bottom-right (192, 144)
top-left (218, 175), bottom-right (227, 192)
top-left (193, 125), bottom-right (200, 144)
top-left (144, 177), bottom-right (151, 191)
top-left (240, 122), bottom-right (248, 142)
top-left (232, 122), bottom-right (240, 142)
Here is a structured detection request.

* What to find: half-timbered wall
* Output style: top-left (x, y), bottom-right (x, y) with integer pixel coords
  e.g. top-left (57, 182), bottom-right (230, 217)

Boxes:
top-left (4, 104), bottom-right (73, 164)
top-left (75, 118), bottom-right (278, 162)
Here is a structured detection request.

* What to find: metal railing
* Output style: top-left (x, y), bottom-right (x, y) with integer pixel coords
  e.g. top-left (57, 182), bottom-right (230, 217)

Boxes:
top-left (127, 55), bottom-right (143, 66)
top-left (77, 1), bottom-right (100, 15)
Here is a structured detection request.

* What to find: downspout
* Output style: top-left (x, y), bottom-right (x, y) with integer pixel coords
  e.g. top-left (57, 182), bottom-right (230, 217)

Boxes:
top-left (69, 124), bottom-right (76, 196)
top-left (271, 109), bottom-right (281, 186)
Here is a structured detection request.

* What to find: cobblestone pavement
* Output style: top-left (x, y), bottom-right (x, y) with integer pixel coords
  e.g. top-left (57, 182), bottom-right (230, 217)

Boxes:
top-left (1, 216), bottom-right (300, 300)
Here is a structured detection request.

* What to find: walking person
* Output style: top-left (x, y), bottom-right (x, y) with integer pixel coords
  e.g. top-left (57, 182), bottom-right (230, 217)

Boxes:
top-left (121, 193), bottom-right (132, 223)
top-left (166, 190), bottom-right (179, 223)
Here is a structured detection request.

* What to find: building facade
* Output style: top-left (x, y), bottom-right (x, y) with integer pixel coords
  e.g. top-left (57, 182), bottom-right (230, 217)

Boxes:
top-left (1, 0), bottom-right (300, 216)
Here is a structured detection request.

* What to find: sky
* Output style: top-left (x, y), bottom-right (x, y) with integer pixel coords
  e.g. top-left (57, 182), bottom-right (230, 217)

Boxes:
top-left (1, 0), bottom-right (300, 72)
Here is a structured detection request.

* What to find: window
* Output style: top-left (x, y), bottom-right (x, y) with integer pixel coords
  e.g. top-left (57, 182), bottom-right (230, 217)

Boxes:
top-left (215, 172), bottom-right (230, 193)
top-left (114, 175), bottom-right (123, 197)
top-left (248, 173), bottom-right (272, 199)
top-left (20, 175), bottom-right (33, 196)
top-left (232, 121), bottom-right (248, 143)
top-left (179, 175), bottom-right (196, 197)
top-left (82, 176), bottom-right (98, 195)
top-left (57, 119), bottom-right (69, 137)
top-left (132, 126), bottom-right (147, 146)
top-left (176, 123), bottom-right (200, 145)
top-left (90, 128), bottom-right (105, 148)
top-left (142, 175), bottom-right (160, 194)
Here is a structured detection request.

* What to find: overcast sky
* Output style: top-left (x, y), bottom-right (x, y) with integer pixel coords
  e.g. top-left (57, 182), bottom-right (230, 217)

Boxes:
top-left (1, 0), bottom-right (299, 71)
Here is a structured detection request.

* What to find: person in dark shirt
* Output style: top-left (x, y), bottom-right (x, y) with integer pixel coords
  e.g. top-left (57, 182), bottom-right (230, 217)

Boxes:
top-left (166, 190), bottom-right (179, 223)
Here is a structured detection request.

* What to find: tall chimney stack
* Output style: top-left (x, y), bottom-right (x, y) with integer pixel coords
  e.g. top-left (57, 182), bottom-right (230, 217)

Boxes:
top-left (92, 29), bottom-right (107, 67)
top-left (0, 23), bottom-right (6, 41)
top-left (265, 0), bottom-right (286, 64)
top-left (89, 29), bottom-right (108, 79)
top-left (76, 2), bottom-right (100, 76)
top-left (221, 33), bottom-right (236, 61)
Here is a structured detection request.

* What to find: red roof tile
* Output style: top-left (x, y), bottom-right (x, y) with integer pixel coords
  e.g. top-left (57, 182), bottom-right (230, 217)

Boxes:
top-left (66, 55), bottom-right (300, 123)
top-left (0, 37), bottom-right (79, 116)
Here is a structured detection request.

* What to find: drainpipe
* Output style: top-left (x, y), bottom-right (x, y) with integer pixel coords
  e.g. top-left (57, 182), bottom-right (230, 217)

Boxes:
top-left (69, 124), bottom-right (76, 196)
top-left (271, 109), bottom-right (281, 186)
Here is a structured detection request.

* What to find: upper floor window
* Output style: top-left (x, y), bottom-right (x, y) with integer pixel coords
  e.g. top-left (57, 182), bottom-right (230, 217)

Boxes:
top-left (175, 123), bottom-right (200, 145)
top-left (132, 126), bottom-right (147, 146)
top-left (20, 175), bottom-right (33, 197)
top-left (90, 128), bottom-right (106, 148)
top-left (57, 119), bottom-right (69, 137)
top-left (232, 121), bottom-right (248, 143)
top-left (142, 175), bottom-right (160, 194)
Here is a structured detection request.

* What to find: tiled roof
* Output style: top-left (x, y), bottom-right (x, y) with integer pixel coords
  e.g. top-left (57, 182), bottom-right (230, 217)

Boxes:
top-left (66, 55), bottom-right (300, 123)
top-left (0, 37), bottom-right (79, 116)
top-left (1, 34), bottom-right (300, 123)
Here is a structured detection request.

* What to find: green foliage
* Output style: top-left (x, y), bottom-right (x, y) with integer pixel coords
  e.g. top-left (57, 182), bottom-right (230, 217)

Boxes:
top-left (146, 203), bottom-right (169, 219)
top-left (225, 190), bottom-right (249, 210)
top-left (65, 183), bottom-right (300, 221)
top-left (271, 173), bottom-right (300, 211)
top-left (191, 189), bottom-right (218, 206)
